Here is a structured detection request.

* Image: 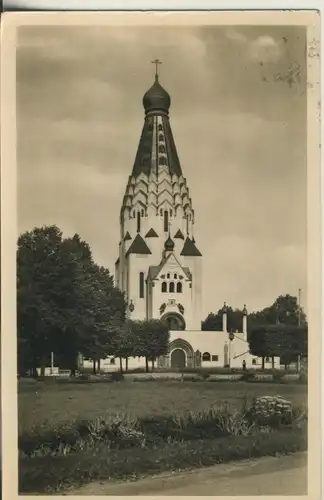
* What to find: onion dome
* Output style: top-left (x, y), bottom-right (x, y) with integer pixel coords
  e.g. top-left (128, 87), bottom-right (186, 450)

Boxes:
top-left (143, 76), bottom-right (171, 115)
top-left (164, 235), bottom-right (175, 252)
top-left (242, 304), bottom-right (248, 316)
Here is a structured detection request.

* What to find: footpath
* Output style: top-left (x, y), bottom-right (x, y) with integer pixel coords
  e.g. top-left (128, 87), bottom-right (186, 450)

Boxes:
top-left (69, 452), bottom-right (307, 496)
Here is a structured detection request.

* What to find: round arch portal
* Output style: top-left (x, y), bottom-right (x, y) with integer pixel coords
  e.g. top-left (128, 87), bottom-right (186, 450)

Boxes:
top-left (169, 338), bottom-right (194, 369)
top-left (161, 312), bottom-right (186, 331)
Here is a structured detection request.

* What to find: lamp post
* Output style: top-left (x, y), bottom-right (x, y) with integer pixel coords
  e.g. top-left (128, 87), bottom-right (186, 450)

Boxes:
top-left (228, 330), bottom-right (234, 368)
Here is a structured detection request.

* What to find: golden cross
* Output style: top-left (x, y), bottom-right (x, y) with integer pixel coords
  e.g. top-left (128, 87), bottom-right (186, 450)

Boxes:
top-left (151, 58), bottom-right (162, 79)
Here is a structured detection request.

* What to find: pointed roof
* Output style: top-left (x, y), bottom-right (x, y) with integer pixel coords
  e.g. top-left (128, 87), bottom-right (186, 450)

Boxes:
top-left (124, 231), bottom-right (132, 241)
top-left (126, 234), bottom-right (152, 257)
top-left (174, 229), bottom-right (184, 240)
top-left (131, 76), bottom-right (183, 179)
top-left (145, 228), bottom-right (159, 238)
top-left (180, 237), bottom-right (202, 257)
top-left (164, 235), bottom-right (175, 251)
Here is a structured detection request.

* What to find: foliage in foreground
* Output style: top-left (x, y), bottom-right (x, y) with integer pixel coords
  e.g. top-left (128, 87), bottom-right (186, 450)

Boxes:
top-left (19, 427), bottom-right (307, 494)
top-left (19, 396), bottom-right (306, 459)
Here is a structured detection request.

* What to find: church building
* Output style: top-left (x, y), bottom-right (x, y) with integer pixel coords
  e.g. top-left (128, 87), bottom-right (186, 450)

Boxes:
top-left (83, 63), bottom-right (280, 372)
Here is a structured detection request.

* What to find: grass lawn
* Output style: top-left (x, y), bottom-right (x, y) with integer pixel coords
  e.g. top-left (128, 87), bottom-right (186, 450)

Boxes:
top-left (18, 380), bottom-right (307, 434)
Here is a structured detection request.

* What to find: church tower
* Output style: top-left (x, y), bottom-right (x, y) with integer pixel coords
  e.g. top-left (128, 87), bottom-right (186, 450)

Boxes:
top-left (115, 62), bottom-right (202, 331)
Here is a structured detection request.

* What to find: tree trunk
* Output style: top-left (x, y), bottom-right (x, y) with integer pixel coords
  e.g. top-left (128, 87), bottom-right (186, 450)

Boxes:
top-left (284, 364), bottom-right (288, 371)
top-left (40, 355), bottom-right (47, 377)
top-left (97, 359), bottom-right (101, 373)
top-left (92, 359), bottom-right (96, 375)
top-left (125, 357), bottom-right (128, 372)
top-left (152, 358), bottom-right (155, 372)
top-left (145, 357), bottom-right (149, 373)
top-left (261, 357), bottom-right (265, 370)
top-left (119, 357), bottom-right (123, 373)
top-left (272, 356), bottom-right (275, 370)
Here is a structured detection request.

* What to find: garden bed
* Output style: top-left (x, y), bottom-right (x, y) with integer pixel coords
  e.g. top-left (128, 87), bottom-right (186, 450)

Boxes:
top-left (19, 395), bottom-right (307, 494)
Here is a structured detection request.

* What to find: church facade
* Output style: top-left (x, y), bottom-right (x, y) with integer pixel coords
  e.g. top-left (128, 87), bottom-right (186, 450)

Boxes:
top-left (83, 67), bottom-right (280, 372)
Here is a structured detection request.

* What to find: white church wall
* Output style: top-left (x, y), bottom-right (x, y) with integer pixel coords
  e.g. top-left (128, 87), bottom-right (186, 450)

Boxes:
top-left (127, 254), bottom-right (151, 321)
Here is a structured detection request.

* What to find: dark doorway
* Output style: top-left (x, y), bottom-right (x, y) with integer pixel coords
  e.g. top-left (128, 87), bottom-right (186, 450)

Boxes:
top-left (171, 349), bottom-right (186, 369)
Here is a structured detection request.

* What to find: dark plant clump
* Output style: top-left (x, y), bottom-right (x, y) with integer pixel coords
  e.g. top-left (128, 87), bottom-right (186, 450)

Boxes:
top-left (19, 427), bottom-right (307, 494)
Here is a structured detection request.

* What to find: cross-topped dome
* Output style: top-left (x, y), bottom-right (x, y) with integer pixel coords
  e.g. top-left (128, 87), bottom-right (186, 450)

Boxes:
top-left (143, 76), bottom-right (171, 115)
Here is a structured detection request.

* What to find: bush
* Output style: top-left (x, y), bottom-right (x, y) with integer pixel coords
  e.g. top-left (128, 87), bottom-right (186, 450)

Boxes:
top-left (248, 396), bottom-right (292, 428)
top-left (19, 427), bottom-right (307, 493)
top-left (19, 396), bottom-right (307, 460)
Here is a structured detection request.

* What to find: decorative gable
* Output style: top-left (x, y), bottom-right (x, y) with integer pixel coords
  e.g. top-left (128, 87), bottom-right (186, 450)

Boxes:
top-left (145, 228), bottom-right (159, 238)
top-left (155, 253), bottom-right (192, 281)
top-left (180, 237), bottom-right (202, 257)
top-left (126, 234), bottom-right (152, 257)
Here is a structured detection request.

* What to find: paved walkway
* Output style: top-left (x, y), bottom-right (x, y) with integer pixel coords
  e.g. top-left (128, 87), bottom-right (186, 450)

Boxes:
top-left (70, 453), bottom-right (307, 496)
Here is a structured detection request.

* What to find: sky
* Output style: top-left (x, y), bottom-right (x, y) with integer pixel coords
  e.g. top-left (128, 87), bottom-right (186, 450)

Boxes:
top-left (16, 24), bottom-right (307, 317)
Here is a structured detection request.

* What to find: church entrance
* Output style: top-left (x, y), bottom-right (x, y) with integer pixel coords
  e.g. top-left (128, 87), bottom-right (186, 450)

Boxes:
top-left (161, 312), bottom-right (186, 331)
top-left (171, 349), bottom-right (186, 369)
top-left (169, 338), bottom-right (194, 369)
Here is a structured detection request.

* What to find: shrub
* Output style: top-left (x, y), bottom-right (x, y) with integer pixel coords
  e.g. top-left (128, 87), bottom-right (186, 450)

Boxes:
top-left (19, 427), bottom-right (307, 494)
top-left (249, 396), bottom-right (292, 428)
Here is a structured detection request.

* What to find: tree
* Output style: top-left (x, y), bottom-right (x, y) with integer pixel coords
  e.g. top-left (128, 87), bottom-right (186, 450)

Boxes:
top-left (132, 319), bottom-right (170, 372)
top-left (79, 263), bottom-right (126, 374)
top-left (249, 324), bottom-right (308, 370)
top-left (202, 307), bottom-right (243, 332)
top-left (113, 321), bottom-right (136, 372)
top-left (17, 225), bottom-right (126, 376)
top-left (17, 225), bottom-right (79, 376)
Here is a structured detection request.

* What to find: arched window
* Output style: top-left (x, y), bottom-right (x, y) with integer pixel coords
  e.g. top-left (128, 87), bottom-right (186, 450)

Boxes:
top-left (161, 282), bottom-right (167, 293)
top-left (252, 359), bottom-right (257, 365)
top-left (169, 282), bottom-right (175, 293)
top-left (159, 156), bottom-right (167, 166)
top-left (174, 273), bottom-right (177, 279)
top-left (137, 211), bottom-right (141, 233)
top-left (159, 133), bottom-right (163, 141)
top-left (158, 124), bottom-right (163, 131)
top-left (176, 282), bottom-right (182, 293)
top-left (141, 209), bottom-right (144, 217)
top-left (139, 272), bottom-right (144, 299)
top-left (265, 357), bottom-right (270, 363)
top-left (167, 273), bottom-right (170, 279)
top-left (202, 352), bottom-right (211, 362)
top-left (159, 145), bottom-right (166, 154)
top-left (110, 358), bottom-right (116, 365)
top-left (160, 208), bottom-right (163, 216)
top-left (164, 211), bottom-right (169, 232)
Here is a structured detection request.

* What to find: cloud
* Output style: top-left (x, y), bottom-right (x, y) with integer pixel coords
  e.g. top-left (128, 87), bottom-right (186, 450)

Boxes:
top-left (225, 28), bottom-right (285, 64)
top-left (249, 35), bottom-right (284, 63)
top-left (16, 25), bottom-right (307, 315)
